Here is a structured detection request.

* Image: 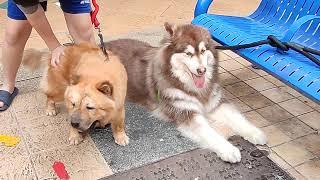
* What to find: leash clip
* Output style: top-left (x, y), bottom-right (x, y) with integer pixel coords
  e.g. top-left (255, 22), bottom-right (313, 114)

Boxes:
top-left (96, 27), bottom-right (109, 61)
top-left (90, 0), bottom-right (108, 61)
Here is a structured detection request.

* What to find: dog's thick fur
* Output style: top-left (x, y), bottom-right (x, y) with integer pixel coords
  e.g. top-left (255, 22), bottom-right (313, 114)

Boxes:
top-left (105, 23), bottom-right (267, 163)
top-left (22, 43), bottom-right (129, 146)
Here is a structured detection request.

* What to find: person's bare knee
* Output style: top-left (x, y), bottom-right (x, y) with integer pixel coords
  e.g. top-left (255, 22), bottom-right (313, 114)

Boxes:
top-left (74, 24), bottom-right (94, 43)
top-left (4, 21), bottom-right (31, 46)
top-left (64, 13), bottom-right (95, 44)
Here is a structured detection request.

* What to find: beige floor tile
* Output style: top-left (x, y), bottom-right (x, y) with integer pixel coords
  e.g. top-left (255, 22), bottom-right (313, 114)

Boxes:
top-left (264, 75), bottom-right (286, 87)
top-left (262, 125), bottom-right (291, 147)
top-left (102, 13), bottom-right (163, 36)
top-left (31, 138), bottom-right (112, 179)
top-left (295, 159), bottom-right (320, 180)
top-left (274, 119), bottom-right (315, 139)
top-left (233, 57), bottom-right (253, 67)
top-left (209, 0), bottom-right (261, 16)
top-left (272, 142), bottom-right (315, 167)
top-left (0, 110), bottom-right (28, 158)
top-left (229, 98), bottom-right (252, 112)
top-left (0, 64), bottom-right (42, 84)
top-left (293, 134), bottom-right (320, 157)
top-left (219, 59), bottom-right (245, 71)
top-left (222, 89), bottom-right (236, 100)
top-left (239, 92), bottom-right (274, 109)
top-left (229, 68), bottom-right (260, 81)
top-left (249, 67), bottom-right (270, 76)
top-left (11, 91), bottom-right (45, 111)
top-left (298, 96), bottom-right (320, 112)
top-left (218, 51), bottom-right (233, 61)
top-left (15, 78), bottom-right (41, 95)
top-left (219, 72), bottom-right (241, 87)
top-left (70, 169), bottom-right (112, 180)
top-left (18, 105), bottom-right (68, 129)
top-left (278, 99), bottom-right (313, 117)
top-left (244, 111), bottom-right (272, 128)
top-left (224, 82), bottom-right (257, 97)
top-left (245, 77), bottom-right (276, 91)
top-left (12, 91), bottom-right (47, 122)
top-left (256, 104), bottom-right (293, 124)
top-left (223, 50), bottom-right (240, 59)
top-left (0, 155), bottom-right (37, 180)
top-left (268, 151), bottom-right (292, 170)
top-left (280, 86), bottom-right (303, 98)
top-left (287, 168), bottom-right (307, 180)
top-left (107, 0), bottom-right (173, 17)
top-left (21, 116), bottom-right (71, 154)
top-left (260, 87), bottom-right (294, 103)
top-left (298, 111), bottom-right (320, 130)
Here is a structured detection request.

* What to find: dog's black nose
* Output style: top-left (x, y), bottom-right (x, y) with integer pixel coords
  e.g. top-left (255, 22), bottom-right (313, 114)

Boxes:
top-left (71, 122), bottom-right (80, 128)
top-left (197, 67), bottom-right (206, 75)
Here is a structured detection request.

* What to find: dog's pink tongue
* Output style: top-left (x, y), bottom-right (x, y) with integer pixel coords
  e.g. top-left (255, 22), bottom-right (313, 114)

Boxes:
top-left (192, 74), bottom-right (205, 88)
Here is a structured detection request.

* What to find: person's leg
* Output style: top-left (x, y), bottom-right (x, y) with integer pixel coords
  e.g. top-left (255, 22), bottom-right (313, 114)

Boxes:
top-left (64, 13), bottom-right (95, 44)
top-left (59, 0), bottom-right (95, 44)
top-left (0, 0), bottom-right (33, 109)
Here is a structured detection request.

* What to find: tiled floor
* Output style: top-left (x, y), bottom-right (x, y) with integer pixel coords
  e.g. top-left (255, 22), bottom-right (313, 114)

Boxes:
top-left (0, 0), bottom-right (320, 179)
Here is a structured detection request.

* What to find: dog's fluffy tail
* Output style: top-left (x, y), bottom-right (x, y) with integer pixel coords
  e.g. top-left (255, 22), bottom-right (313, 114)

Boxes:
top-left (22, 49), bottom-right (50, 71)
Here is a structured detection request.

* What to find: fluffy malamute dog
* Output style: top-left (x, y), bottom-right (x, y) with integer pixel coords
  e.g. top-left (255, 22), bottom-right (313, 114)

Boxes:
top-left (105, 23), bottom-right (267, 163)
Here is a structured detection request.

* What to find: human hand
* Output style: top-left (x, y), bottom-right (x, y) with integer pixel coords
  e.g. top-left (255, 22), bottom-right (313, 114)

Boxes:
top-left (51, 45), bottom-right (66, 67)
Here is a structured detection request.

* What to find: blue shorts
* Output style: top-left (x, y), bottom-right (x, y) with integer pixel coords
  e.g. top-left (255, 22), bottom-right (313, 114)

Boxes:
top-left (7, 0), bottom-right (91, 20)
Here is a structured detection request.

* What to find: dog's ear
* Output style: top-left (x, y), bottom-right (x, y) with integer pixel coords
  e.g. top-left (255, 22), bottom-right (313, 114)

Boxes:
top-left (164, 22), bottom-right (176, 37)
top-left (97, 81), bottom-right (113, 96)
top-left (70, 74), bottom-right (80, 85)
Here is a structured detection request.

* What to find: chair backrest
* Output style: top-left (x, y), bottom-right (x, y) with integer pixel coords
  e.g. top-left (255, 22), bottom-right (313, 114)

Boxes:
top-left (250, 0), bottom-right (320, 26)
top-left (249, 0), bottom-right (320, 45)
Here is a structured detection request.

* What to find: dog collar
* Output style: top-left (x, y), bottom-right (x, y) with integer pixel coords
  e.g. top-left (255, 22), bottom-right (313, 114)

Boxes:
top-left (156, 90), bottom-right (161, 103)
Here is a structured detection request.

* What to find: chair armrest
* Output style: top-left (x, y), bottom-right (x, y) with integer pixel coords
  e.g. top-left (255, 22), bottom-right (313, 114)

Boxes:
top-left (194, 0), bottom-right (214, 18)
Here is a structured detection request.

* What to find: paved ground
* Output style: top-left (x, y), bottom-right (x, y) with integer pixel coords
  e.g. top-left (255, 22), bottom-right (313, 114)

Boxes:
top-left (0, 0), bottom-right (320, 179)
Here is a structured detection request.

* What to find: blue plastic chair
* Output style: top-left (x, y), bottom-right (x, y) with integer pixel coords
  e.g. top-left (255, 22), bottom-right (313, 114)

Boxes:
top-left (192, 0), bottom-right (320, 103)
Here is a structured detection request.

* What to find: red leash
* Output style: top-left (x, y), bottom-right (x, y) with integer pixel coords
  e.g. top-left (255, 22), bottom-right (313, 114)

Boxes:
top-left (90, 0), bottom-right (108, 59)
top-left (90, 0), bottom-right (100, 29)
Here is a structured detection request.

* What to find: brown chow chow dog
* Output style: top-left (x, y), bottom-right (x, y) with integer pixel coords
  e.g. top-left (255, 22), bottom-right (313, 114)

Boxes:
top-left (22, 43), bottom-right (129, 146)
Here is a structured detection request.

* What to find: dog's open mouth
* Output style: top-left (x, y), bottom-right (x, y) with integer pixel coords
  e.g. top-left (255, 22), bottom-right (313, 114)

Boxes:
top-left (191, 73), bottom-right (205, 88)
top-left (90, 120), bottom-right (100, 129)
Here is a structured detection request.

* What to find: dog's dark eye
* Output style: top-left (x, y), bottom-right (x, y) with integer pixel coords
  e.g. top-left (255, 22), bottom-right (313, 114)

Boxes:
top-left (72, 102), bottom-right (76, 107)
top-left (86, 106), bottom-right (95, 110)
top-left (185, 52), bottom-right (193, 57)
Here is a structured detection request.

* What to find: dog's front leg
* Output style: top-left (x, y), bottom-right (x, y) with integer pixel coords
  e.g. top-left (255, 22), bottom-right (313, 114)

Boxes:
top-left (111, 107), bottom-right (129, 146)
top-left (209, 103), bottom-right (267, 145)
top-left (69, 127), bottom-right (84, 145)
top-left (178, 114), bottom-right (241, 163)
top-left (46, 96), bottom-right (57, 116)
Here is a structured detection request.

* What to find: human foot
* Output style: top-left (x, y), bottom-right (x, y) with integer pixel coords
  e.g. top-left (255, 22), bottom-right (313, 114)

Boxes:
top-left (0, 87), bottom-right (19, 112)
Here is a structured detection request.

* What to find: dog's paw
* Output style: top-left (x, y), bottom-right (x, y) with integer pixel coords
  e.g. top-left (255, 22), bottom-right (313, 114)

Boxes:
top-left (69, 134), bottom-right (84, 145)
top-left (244, 128), bottom-right (267, 145)
top-left (218, 145), bottom-right (241, 163)
top-left (46, 108), bottom-right (57, 116)
top-left (114, 133), bottom-right (129, 146)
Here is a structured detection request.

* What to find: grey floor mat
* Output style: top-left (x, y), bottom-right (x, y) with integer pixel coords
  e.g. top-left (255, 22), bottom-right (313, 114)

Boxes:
top-left (90, 103), bottom-right (198, 173)
top-left (102, 136), bottom-right (293, 180)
